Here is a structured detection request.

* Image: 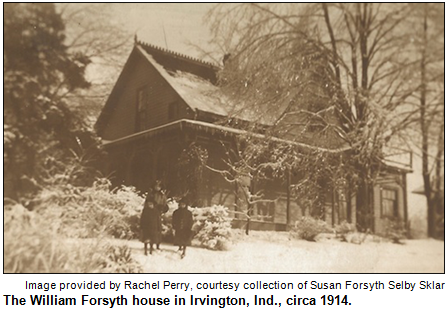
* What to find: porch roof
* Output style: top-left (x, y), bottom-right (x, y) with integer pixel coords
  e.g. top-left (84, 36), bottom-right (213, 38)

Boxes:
top-left (412, 178), bottom-right (444, 195)
top-left (102, 119), bottom-right (351, 154)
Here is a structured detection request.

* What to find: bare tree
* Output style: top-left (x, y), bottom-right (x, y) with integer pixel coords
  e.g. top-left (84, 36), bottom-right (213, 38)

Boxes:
top-left (409, 3), bottom-right (444, 238)
top-left (206, 3), bottom-right (419, 231)
top-left (199, 135), bottom-right (342, 234)
top-left (58, 4), bottom-right (133, 127)
top-left (203, 137), bottom-right (283, 234)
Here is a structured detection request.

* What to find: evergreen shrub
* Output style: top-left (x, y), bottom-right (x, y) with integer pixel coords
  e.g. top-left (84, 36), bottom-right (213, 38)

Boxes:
top-left (191, 205), bottom-right (233, 250)
top-left (334, 220), bottom-right (357, 242)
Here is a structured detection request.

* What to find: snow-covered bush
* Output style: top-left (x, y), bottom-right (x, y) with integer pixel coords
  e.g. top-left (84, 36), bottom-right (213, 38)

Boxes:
top-left (36, 178), bottom-right (145, 239)
top-left (334, 221), bottom-right (357, 242)
top-left (4, 203), bottom-right (142, 273)
top-left (290, 216), bottom-right (331, 242)
top-left (191, 205), bottom-right (232, 250)
top-left (382, 218), bottom-right (406, 244)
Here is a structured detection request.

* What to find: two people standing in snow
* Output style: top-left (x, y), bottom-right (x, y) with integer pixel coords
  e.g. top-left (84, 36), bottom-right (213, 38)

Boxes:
top-left (140, 180), bottom-right (194, 258)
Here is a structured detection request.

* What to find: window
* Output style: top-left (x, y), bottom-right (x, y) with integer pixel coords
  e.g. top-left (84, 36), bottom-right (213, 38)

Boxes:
top-left (168, 101), bottom-right (179, 121)
top-left (255, 201), bottom-right (275, 222)
top-left (381, 188), bottom-right (398, 218)
top-left (136, 87), bottom-right (148, 131)
top-left (251, 178), bottom-right (276, 222)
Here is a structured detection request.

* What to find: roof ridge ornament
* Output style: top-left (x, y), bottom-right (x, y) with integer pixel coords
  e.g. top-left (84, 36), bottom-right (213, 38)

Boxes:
top-left (136, 39), bottom-right (218, 68)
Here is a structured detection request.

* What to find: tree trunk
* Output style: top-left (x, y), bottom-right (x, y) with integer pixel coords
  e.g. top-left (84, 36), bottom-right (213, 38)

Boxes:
top-left (419, 4), bottom-right (435, 238)
top-left (356, 171), bottom-right (374, 232)
top-left (347, 179), bottom-right (353, 223)
top-left (433, 123), bottom-right (444, 238)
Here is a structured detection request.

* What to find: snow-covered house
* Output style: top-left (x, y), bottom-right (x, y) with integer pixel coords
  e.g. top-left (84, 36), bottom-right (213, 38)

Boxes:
top-left (95, 40), bottom-right (411, 233)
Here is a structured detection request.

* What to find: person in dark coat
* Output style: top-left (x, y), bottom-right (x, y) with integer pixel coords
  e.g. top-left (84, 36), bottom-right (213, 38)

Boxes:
top-left (140, 198), bottom-right (162, 255)
top-left (172, 198), bottom-right (193, 259)
top-left (145, 180), bottom-right (169, 251)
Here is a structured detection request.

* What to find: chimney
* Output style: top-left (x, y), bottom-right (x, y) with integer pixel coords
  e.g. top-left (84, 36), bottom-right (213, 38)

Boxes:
top-left (222, 53), bottom-right (231, 66)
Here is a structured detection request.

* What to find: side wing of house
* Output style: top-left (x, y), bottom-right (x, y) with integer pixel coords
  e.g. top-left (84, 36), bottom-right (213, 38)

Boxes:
top-left (373, 171), bottom-right (408, 234)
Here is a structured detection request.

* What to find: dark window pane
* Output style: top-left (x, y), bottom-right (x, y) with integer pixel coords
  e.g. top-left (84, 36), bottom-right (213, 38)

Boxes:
top-left (136, 87), bottom-right (148, 131)
top-left (381, 188), bottom-right (398, 218)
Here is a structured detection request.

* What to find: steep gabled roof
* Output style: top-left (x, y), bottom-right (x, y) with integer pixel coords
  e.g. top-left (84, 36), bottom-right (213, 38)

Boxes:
top-left (95, 40), bottom-right (264, 136)
top-left (136, 44), bottom-right (230, 117)
top-left (95, 41), bottom-right (348, 150)
top-left (95, 41), bottom-right (415, 174)
top-left (135, 41), bottom-right (265, 123)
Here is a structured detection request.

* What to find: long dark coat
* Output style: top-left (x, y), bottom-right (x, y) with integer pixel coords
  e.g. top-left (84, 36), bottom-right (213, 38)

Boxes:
top-left (140, 206), bottom-right (162, 244)
top-left (172, 208), bottom-right (193, 246)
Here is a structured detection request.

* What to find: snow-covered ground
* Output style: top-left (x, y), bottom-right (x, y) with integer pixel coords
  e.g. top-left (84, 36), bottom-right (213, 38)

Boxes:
top-left (120, 231), bottom-right (444, 273)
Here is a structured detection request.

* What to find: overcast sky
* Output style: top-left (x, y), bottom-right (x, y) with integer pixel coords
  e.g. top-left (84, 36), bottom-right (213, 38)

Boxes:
top-left (110, 3), bottom-right (216, 58)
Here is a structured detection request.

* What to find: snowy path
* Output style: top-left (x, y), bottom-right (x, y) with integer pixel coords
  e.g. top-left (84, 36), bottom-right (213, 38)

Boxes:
top-left (118, 233), bottom-right (444, 273)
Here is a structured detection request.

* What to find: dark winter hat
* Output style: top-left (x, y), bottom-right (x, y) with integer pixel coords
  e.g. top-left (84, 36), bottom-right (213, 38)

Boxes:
top-left (178, 197), bottom-right (187, 204)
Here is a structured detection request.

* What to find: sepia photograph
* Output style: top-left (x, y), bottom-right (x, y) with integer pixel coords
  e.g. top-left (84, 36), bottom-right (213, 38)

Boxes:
top-left (4, 3), bottom-right (445, 273)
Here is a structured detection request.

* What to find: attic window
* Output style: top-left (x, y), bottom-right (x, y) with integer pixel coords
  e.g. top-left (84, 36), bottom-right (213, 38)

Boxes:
top-left (136, 86), bottom-right (148, 131)
top-left (168, 101), bottom-right (179, 121)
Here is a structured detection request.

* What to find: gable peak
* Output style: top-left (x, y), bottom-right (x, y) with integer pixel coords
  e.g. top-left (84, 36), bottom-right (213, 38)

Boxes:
top-left (135, 39), bottom-right (218, 69)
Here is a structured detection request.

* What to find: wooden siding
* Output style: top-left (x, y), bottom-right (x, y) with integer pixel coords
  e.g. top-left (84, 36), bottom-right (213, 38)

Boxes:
top-left (101, 53), bottom-right (192, 140)
top-left (252, 178), bottom-right (289, 224)
top-left (198, 140), bottom-right (236, 209)
top-left (206, 172), bottom-right (236, 209)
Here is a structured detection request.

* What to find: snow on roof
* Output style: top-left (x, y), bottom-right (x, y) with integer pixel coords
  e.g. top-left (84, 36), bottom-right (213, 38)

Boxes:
top-left (137, 46), bottom-right (226, 114)
top-left (136, 39), bottom-right (217, 68)
top-left (382, 146), bottom-right (413, 172)
top-left (412, 178), bottom-right (444, 194)
top-left (184, 119), bottom-right (350, 153)
top-left (137, 45), bottom-right (264, 123)
top-left (168, 71), bottom-right (230, 116)
top-left (135, 44), bottom-right (348, 150)
top-left (103, 118), bottom-right (350, 153)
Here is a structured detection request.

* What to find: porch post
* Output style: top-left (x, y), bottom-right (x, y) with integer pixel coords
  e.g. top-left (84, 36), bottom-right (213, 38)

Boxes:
top-left (402, 172), bottom-right (409, 236)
